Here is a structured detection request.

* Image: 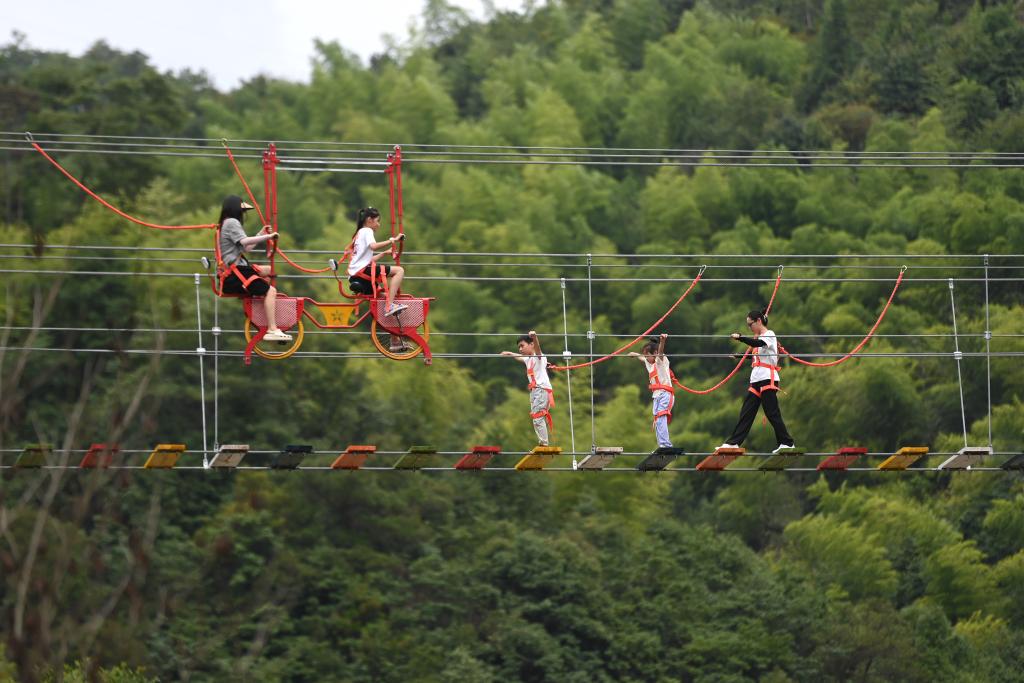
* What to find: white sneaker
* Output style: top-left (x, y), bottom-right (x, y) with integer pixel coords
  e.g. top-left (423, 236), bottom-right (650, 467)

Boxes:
top-left (386, 303), bottom-right (408, 317)
top-left (263, 329), bottom-right (293, 342)
top-left (772, 444), bottom-right (796, 454)
top-left (718, 443), bottom-right (739, 450)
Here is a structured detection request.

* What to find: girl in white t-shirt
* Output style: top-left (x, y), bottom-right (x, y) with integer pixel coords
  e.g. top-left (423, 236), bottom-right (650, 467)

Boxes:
top-left (629, 333), bottom-right (675, 449)
top-left (719, 308), bottom-right (795, 453)
top-left (501, 331), bottom-right (554, 446)
top-left (346, 207), bottom-right (407, 317)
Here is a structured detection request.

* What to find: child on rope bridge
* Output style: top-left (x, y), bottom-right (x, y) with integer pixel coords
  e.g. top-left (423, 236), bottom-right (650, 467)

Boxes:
top-left (628, 333), bottom-right (675, 450)
top-left (501, 331), bottom-right (555, 446)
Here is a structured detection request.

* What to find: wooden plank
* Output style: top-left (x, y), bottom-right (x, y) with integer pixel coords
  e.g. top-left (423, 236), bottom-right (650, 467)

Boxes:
top-left (15, 444), bottom-right (51, 468)
top-left (1000, 453), bottom-right (1024, 471)
top-left (80, 443), bottom-right (119, 469)
top-left (818, 447), bottom-right (867, 471)
top-left (332, 445), bottom-right (376, 470)
top-left (757, 448), bottom-right (807, 471)
top-left (515, 446), bottom-right (561, 471)
top-left (271, 444), bottom-right (311, 470)
top-left (454, 445), bottom-right (500, 470)
top-left (578, 446), bottom-right (623, 471)
top-left (696, 447), bottom-right (745, 471)
top-left (394, 445), bottom-right (439, 470)
top-left (938, 446), bottom-right (993, 470)
top-left (209, 444), bottom-right (249, 469)
top-left (144, 443), bottom-right (186, 469)
top-left (877, 446), bottom-right (929, 471)
top-left (637, 447), bottom-right (684, 472)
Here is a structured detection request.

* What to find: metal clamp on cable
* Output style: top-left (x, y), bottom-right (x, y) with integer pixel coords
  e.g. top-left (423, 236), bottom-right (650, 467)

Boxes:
top-left (197, 347), bottom-right (207, 355)
top-left (212, 326), bottom-right (222, 337)
top-left (586, 330), bottom-right (596, 341)
top-left (984, 330), bottom-right (992, 341)
top-left (201, 256), bottom-right (211, 270)
top-left (562, 350), bottom-right (572, 360)
top-left (954, 351), bottom-right (963, 361)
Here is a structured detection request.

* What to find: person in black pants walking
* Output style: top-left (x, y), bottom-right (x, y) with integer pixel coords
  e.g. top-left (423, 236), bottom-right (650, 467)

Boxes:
top-left (719, 308), bottom-right (796, 453)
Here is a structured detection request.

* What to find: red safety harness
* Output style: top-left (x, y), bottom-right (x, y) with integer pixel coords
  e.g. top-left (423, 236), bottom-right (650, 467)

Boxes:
top-left (342, 235), bottom-right (392, 300)
top-left (526, 359), bottom-right (555, 435)
top-left (648, 364), bottom-right (676, 425)
top-left (748, 341), bottom-right (781, 398)
top-left (214, 224), bottom-right (263, 296)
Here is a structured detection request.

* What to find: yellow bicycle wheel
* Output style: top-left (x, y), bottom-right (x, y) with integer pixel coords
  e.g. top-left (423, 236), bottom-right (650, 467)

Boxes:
top-left (370, 319), bottom-right (430, 361)
top-left (244, 319), bottom-right (305, 360)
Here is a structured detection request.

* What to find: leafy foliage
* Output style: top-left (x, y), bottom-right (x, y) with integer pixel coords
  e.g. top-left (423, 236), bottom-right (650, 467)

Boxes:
top-left (2, 1), bottom-right (1024, 680)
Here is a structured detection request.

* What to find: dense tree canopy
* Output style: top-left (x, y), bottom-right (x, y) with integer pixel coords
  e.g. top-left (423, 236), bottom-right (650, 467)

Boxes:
top-left (1, 1), bottom-right (1023, 680)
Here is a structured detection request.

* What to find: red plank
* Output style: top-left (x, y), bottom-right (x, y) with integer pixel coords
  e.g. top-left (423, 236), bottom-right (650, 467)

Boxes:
top-left (455, 445), bottom-right (501, 470)
top-left (818, 447), bottom-right (867, 471)
top-left (696, 447), bottom-right (745, 471)
top-left (332, 445), bottom-right (376, 470)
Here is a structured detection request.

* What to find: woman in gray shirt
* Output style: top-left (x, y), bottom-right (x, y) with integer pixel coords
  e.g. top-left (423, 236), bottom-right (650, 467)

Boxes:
top-left (218, 195), bottom-right (292, 342)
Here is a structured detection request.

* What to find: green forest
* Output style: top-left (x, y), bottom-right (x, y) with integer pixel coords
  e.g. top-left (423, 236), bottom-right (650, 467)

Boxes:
top-left (2, 0), bottom-right (1024, 680)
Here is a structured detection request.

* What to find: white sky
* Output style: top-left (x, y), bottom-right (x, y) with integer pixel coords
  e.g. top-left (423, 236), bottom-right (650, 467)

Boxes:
top-left (2, 0), bottom-right (525, 90)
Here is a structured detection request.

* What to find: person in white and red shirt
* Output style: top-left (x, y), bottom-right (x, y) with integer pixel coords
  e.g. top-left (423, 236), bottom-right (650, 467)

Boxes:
top-left (629, 333), bottom-right (675, 450)
top-left (501, 331), bottom-right (554, 446)
top-left (719, 308), bottom-right (796, 454)
top-left (346, 206), bottom-right (407, 317)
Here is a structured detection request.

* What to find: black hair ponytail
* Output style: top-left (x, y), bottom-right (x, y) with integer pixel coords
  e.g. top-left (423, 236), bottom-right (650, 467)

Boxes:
top-left (747, 308), bottom-right (768, 326)
top-left (352, 206), bottom-right (382, 239)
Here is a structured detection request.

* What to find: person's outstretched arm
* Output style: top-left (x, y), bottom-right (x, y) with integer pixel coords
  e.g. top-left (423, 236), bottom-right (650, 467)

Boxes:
top-left (240, 226), bottom-right (278, 251)
top-left (529, 330), bottom-right (542, 356)
top-left (731, 333), bottom-right (767, 347)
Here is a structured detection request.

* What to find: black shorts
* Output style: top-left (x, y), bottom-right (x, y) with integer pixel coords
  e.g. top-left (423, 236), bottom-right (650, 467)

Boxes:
top-left (348, 264), bottom-right (390, 294)
top-left (222, 265), bottom-right (270, 296)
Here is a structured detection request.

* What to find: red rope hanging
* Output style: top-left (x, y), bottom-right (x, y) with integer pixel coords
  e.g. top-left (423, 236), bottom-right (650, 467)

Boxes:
top-left (780, 266), bottom-right (906, 367)
top-left (223, 140), bottom-right (331, 274)
top-left (222, 140), bottom-right (267, 226)
top-left (549, 266), bottom-right (706, 371)
top-left (673, 266), bottom-right (784, 395)
top-left (30, 136), bottom-right (215, 230)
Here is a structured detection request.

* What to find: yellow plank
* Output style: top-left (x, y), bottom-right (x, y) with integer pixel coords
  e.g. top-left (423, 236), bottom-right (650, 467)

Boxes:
top-left (515, 446), bottom-right (562, 471)
top-left (878, 446), bottom-right (929, 471)
top-left (144, 443), bottom-right (186, 469)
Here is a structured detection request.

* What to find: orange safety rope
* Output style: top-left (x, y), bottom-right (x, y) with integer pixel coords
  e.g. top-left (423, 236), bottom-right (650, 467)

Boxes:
top-left (549, 265), bottom-right (706, 371)
top-left (221, 139), bottom-right (267, 226)
top-left (29, 135), bottom-right (215, 230)
top-left (780, 266), bottom-right (906, 368)
top-left (275, 246), bottom-right (332, 274)
top-left (222, 139), bottom-right (331, 274)
top-left (673, 266), bottom-right (784, 395)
